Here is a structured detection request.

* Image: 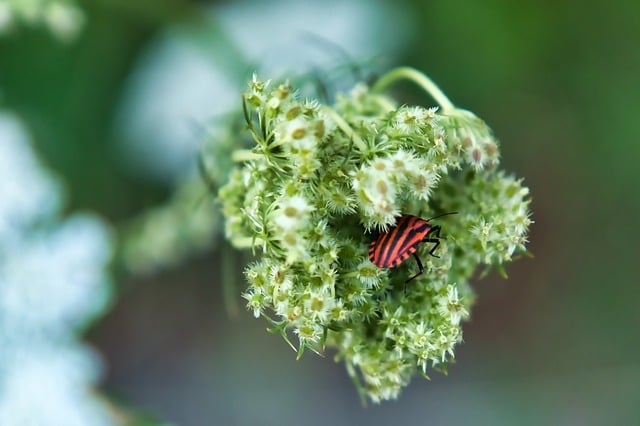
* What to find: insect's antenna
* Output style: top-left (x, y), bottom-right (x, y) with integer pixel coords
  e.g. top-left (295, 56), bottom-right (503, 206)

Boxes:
top-left (426, 211), bottom-right (458, 221)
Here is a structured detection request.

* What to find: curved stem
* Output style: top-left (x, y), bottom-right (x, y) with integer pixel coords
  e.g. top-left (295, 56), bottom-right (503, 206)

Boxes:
top-left (372, 67), bottom-right (455, 112)
top-left (321, 105), bottom-right (367, 152)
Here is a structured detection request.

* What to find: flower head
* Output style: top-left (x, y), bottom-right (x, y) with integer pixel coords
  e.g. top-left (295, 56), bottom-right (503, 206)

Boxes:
top-left (212, 68), bottom-right (531, 403)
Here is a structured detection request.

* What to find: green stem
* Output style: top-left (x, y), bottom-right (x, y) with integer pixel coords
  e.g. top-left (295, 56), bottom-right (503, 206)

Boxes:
top-left (231, 236), bottom-right (264, 248)
top-left (321, 105), bottom-right (367, 152)
top-left (372, 67), bottom-right (455, 112)
top-left (232, 149), bottom-right (262, 162)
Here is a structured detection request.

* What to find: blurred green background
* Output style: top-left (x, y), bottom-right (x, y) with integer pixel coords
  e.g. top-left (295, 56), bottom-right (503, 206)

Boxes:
top-left (2, 0), bottom-right (639, 424)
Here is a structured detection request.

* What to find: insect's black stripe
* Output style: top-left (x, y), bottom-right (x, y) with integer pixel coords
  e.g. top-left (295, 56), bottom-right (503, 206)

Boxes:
top-left (387, 218), bottom-right (417, 262)
top-left (387, 218), bottom-right (432, 267)
top-left (374, 221), bottom-right (393, 267)
top-left (380, 215), bottom-right (415, 266)
top-left (380, 215), bottom-right (416, 267)
top-left (372, 215), bottom-right (404, 266)
top-left (392, 225), bottom-right (422, 261)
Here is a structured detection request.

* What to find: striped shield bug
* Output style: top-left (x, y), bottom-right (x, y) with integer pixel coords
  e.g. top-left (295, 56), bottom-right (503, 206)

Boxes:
top-left (368, 212), bottom-right (457, 283)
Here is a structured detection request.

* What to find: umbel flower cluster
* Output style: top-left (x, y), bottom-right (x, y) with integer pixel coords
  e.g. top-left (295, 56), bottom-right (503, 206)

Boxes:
top-left (215, 67), bottom-right (531, 403)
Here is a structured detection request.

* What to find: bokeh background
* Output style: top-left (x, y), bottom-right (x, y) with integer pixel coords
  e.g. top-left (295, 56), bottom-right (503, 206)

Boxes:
top-left (1, 0), bottom-right (639, 424)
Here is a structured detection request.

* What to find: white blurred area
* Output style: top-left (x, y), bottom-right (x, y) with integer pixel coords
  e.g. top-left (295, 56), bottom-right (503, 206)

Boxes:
top-left (114, 0), bottom-right (413, 184)
top-left (0, 113), bottom-right (62, 243)
top-left (0, 0), bottom-right (85, 41)
top-left (0, 113), bottom-right (114, 425)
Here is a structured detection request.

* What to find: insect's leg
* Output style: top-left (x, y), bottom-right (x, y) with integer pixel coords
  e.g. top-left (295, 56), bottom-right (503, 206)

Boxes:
top-left (423, 225), bottom-right (442, 258)
top-left (405, 253), bottom-right (425, 284)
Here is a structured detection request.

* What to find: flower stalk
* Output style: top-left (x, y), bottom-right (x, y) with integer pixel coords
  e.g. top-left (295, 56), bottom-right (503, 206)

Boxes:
top-left (372, 66), bottom-right (455, 112)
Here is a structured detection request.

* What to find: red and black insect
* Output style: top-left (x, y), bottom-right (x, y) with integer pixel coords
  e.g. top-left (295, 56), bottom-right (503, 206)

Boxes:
top-left (368, 212), bottom-right (457, 283)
